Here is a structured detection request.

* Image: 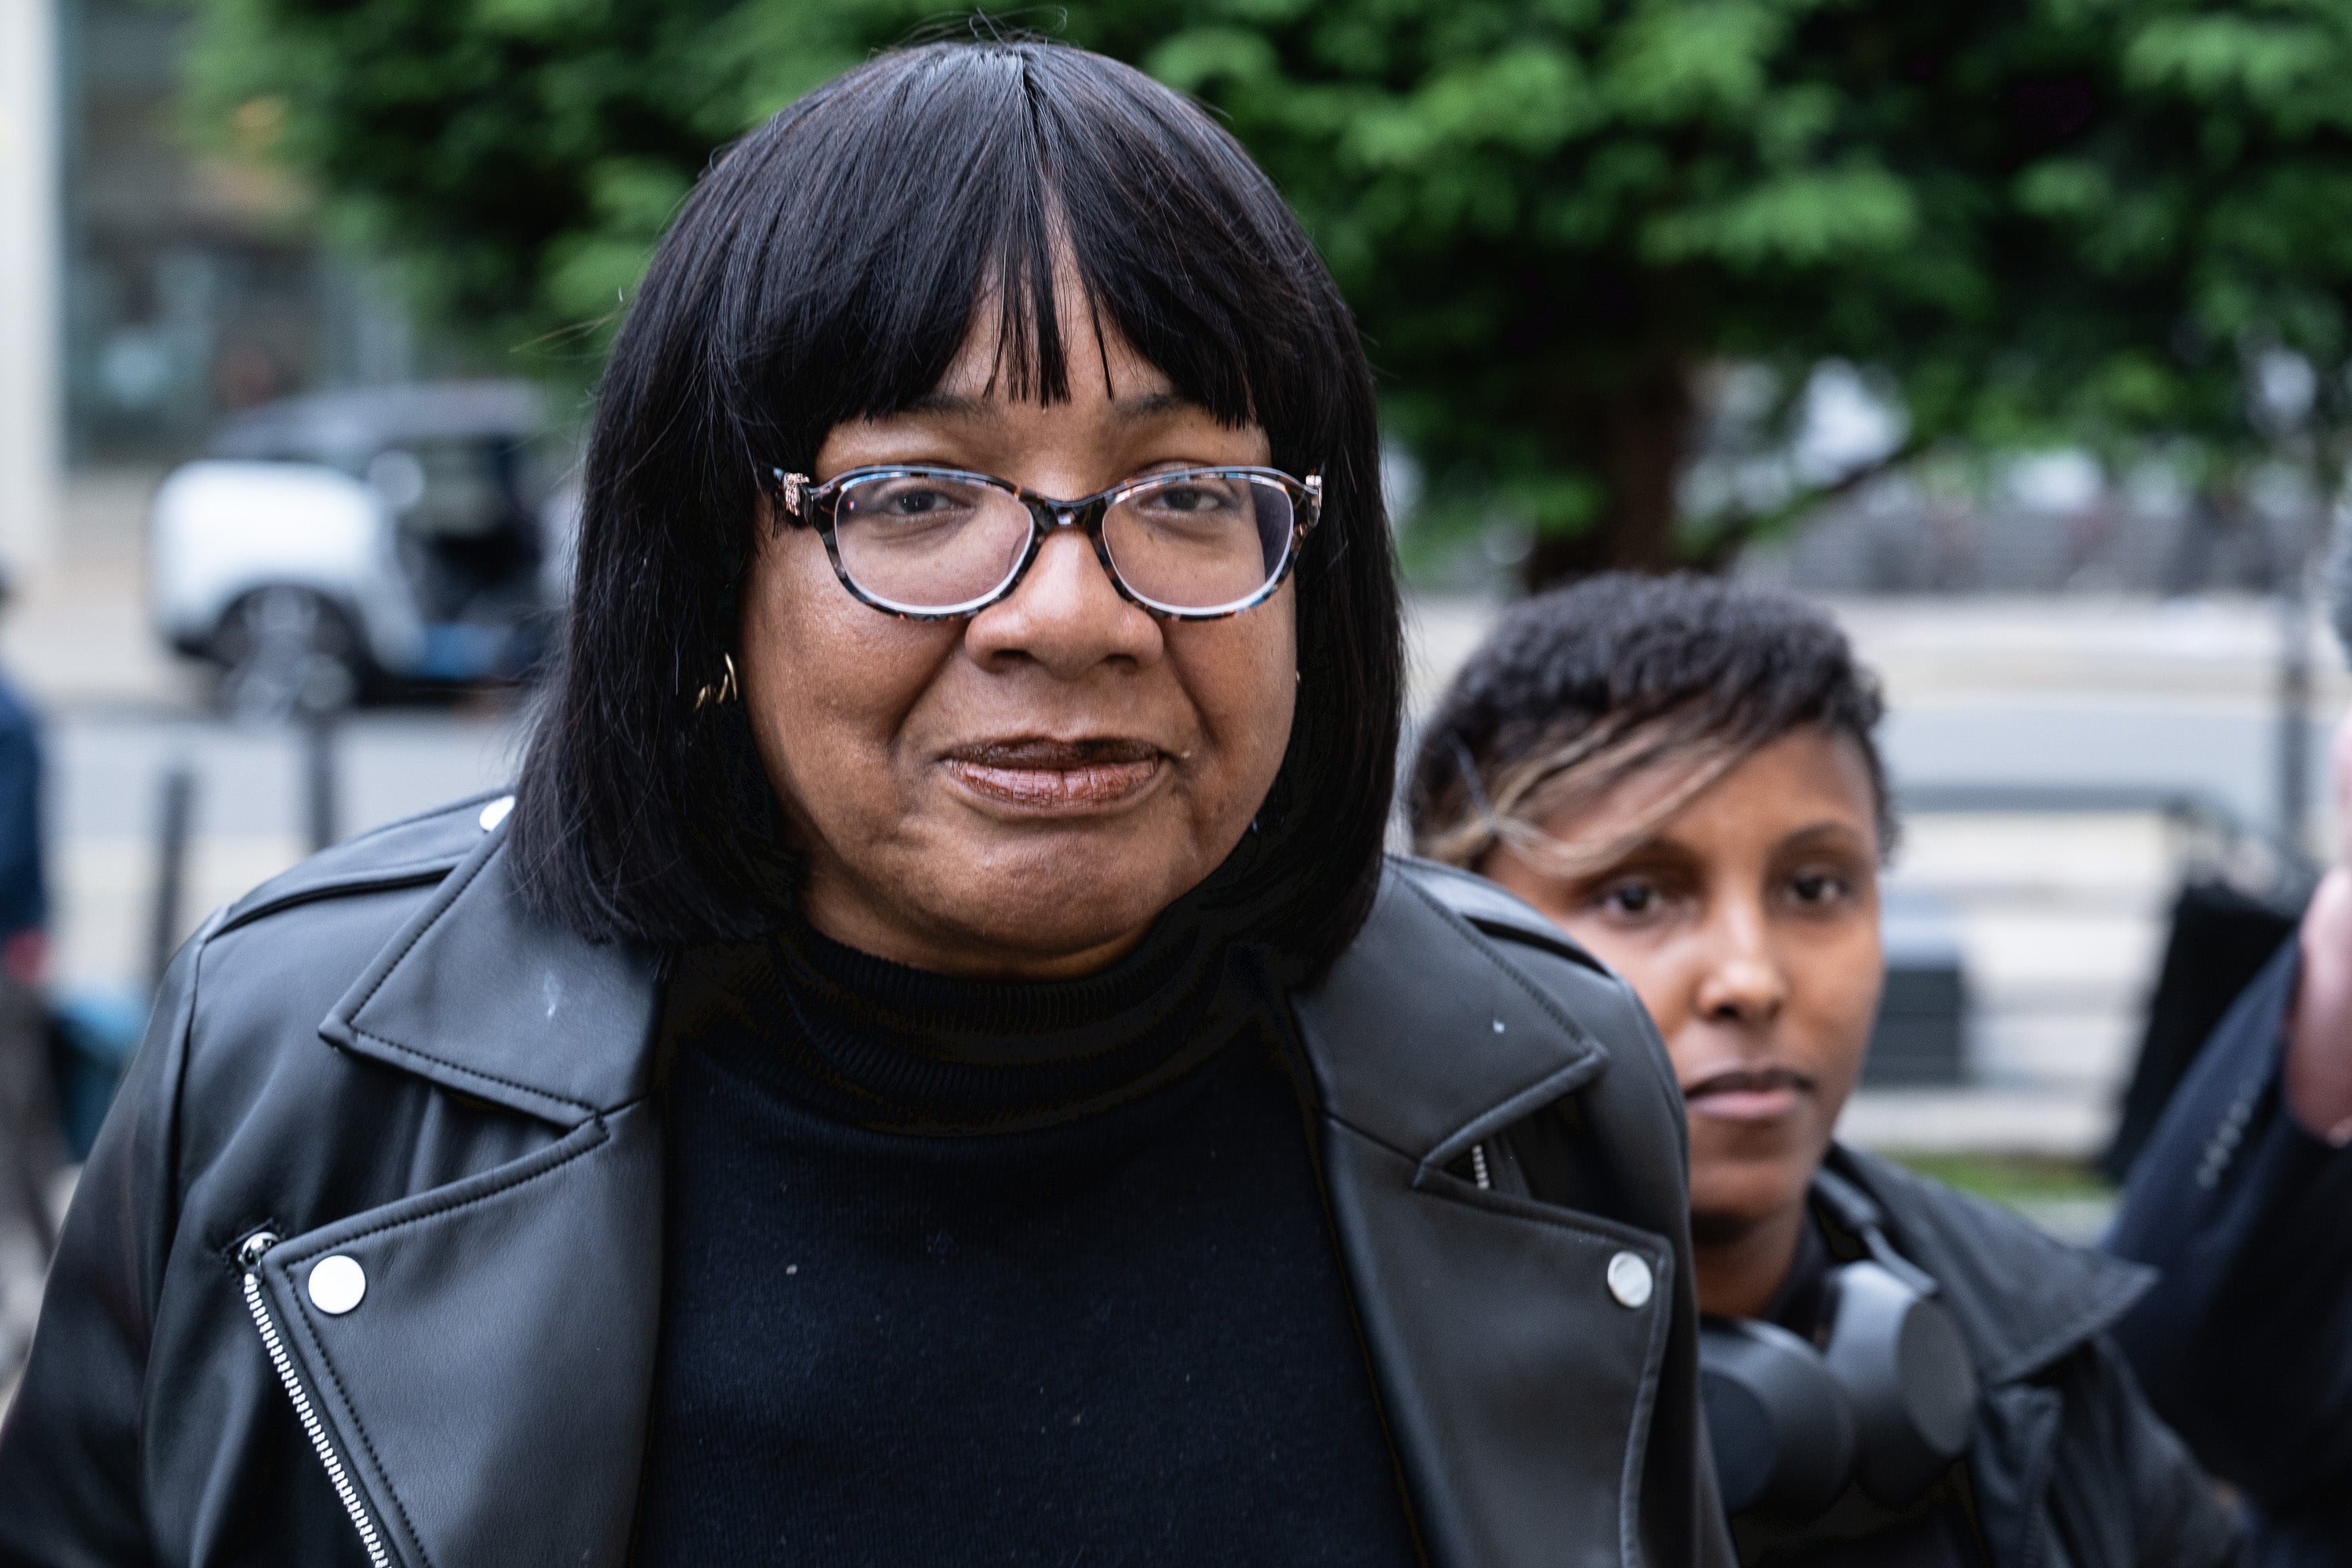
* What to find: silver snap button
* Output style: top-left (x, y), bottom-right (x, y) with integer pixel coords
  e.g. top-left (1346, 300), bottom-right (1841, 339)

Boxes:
top-left (308, 1254), bottom-right (367, 1316)
top-left (1606, 1250), bottom-right (1653, 1309)
top-left (479, 795), bottom-right (515, 833)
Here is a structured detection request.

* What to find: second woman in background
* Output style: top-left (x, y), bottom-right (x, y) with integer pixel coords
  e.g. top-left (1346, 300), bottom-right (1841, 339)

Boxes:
top-left (1413, 575), bottom-right (2238, 1568)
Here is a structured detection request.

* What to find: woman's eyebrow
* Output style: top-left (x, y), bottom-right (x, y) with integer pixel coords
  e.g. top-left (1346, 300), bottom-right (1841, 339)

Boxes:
top-left (1109, 390), bottom-right (1199, 421)
top-left (1580, 833), bottom-right (1690, 880)
top-left (897, 390), bottom-right (996, 419)
top-left (889, 389), bottom-right (1200, 420)
top-left (1777, 820), bottom-right (1869, 853)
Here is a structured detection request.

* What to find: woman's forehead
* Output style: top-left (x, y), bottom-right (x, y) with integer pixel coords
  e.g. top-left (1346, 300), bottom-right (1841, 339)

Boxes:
top-left (1549, 730), bottom-right (1878, 857)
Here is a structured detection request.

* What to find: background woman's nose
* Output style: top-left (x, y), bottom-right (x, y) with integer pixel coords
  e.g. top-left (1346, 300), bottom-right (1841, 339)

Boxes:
top-left (964, 528), bottom-right (1161, 677)
top-left (1693, 908), bottom-right (1787, 1025)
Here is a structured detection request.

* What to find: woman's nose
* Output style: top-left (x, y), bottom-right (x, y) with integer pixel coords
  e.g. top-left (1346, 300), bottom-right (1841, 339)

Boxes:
top-left (964, 527), bottom-right (1161, 677)
top-left (1692, 907), bottom-right (1787, 1025)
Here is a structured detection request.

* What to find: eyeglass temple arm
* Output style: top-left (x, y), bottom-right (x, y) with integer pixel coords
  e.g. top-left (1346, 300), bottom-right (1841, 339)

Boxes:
top-left (768, 468), bottom-right (811, 523)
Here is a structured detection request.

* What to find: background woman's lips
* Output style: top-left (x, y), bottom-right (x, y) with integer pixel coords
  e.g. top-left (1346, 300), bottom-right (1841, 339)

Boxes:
top-left (942, 738), bottom-right (1167, 811)
top-left (1682, 1065), bottom-right (1816, 1123)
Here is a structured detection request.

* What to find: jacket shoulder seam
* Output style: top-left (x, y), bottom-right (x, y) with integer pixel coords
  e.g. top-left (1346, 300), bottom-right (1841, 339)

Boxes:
top-left (214, 857), bottom-right (464, 936)
top-left (213, 792), bottom-right (506, 934)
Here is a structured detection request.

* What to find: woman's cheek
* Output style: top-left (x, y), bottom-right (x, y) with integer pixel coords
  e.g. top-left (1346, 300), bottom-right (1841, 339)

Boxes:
top-left (739, 534), bottom-right (955, 833)
top-left (1170, 598), bottom-right (1295, 808)
top-left (1804, 917), bottom-right (1886, 1097)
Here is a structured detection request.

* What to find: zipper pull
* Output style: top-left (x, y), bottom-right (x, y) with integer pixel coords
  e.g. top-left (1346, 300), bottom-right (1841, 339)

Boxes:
top-left (238, 1231), bottom-right (279, 1272)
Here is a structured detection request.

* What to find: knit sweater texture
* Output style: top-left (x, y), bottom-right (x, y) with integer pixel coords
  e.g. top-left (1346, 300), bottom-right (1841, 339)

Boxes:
top-left (631, 906), bottom-right (1422, 1566)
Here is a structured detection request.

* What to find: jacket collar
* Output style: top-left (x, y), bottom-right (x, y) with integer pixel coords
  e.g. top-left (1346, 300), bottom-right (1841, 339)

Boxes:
top-left (307, 841), bottom-right (1700, 1568)
top-left (320, 825), bottom-right (662, 1126)
top-left (1825, 1145), bottom-right (2152, 1386)
top-left (315, 833), bottom-right (1617, 1155)
top-left (1295, 862), bottom-right (1610, 1173)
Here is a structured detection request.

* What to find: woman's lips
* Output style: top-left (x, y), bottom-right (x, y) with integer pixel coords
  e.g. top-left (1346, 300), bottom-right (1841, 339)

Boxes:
top-left (942, 738), bottom-right (1167, 812)
top-left (1681, 1065), bottom-right (1816, 1123)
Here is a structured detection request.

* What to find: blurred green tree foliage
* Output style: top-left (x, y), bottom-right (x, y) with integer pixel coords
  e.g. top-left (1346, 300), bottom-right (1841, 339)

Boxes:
top-left (183, 0), bottom-right (2352, 579)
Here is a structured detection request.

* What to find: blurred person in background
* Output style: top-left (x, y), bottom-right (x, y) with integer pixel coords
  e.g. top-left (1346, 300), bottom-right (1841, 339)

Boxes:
top-left (1414, 575), bottom-right (2238, 1568)
top-left (2102, 524), bottom-right (2352, 1566)
top-left (0, 42), bottom-right (1731, 1567)
top-left (0, 565), bottom-right (54, 1388)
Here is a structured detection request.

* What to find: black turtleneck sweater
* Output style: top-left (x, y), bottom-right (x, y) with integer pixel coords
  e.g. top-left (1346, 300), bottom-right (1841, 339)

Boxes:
top-left (631, 909), bottom-right (1422, 1566)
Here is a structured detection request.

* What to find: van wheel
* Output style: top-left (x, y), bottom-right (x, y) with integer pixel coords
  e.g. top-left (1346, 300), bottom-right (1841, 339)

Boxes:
top-left (212, 586), bottom-right (365, 721)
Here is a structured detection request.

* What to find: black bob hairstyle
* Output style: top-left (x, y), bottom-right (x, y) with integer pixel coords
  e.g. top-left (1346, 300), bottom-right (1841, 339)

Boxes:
top-left (510, 39), bottom-right (1403, 976)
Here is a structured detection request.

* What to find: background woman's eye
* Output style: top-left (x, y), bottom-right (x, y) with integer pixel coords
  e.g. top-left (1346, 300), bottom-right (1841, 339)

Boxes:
top-left (1600, 880), bottom-right (1662, 917)
top-left (1789, 872), bottom-right (1849, 906)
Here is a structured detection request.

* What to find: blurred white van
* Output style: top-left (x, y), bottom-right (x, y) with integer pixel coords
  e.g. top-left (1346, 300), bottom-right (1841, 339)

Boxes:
top-left (151, 381), bottom-right (577, 718)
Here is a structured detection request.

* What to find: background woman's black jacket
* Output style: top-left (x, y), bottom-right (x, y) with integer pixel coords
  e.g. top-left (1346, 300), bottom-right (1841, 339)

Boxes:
top-left (1820, 1147), bottom-right (2238, 1568)
top-left (2107, 941), bottom-right (2352, 1566)
top-left (0, 797), bottom-right (1731, 1568)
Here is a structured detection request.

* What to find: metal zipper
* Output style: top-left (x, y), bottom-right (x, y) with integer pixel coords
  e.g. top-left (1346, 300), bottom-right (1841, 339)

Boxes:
top-left (238, 1232), bottom-right (393, 1568)
top-left (1469, 1142), bottom-right (1492, 1190)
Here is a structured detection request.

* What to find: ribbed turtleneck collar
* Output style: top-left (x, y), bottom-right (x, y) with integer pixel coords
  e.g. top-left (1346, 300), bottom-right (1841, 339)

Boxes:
top-left (666, 901), bottom-right (1256, 1136)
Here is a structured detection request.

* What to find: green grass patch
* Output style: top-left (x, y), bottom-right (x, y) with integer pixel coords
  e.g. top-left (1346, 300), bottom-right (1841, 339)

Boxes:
top-left (1879, 1152), bottom-right (2114, 1206)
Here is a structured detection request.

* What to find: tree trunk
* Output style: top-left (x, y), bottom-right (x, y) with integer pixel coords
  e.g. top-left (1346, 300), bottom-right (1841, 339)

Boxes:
top-left (1523, 364), bottom-right (1694, 590)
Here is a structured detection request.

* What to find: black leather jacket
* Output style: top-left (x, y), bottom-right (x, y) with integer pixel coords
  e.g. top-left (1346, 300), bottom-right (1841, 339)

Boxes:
top-left (1814, 1147), bottom-right (2241, 1568)
top-left (0, 795), bottom-right (1732, 1568)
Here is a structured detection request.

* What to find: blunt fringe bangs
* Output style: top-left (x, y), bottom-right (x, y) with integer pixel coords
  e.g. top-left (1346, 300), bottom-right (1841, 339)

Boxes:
top-left (509, 39), bottom-right (1403, 976)
top-left (1408, 574), bottom-right (1895, 864)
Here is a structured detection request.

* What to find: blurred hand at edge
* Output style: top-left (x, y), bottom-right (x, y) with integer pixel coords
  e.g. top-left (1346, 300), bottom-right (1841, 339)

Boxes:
top-left (1, 930), bottom-right (45, 989)
top-left (2288, 710), bottom-right (2352, 1145)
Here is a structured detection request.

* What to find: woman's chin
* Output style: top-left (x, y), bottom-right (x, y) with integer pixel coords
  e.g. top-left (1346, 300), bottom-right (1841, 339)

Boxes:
top-left (1686, 1144), bottom-right (1823, 1241)
top-left (898, 873), bottom-right (1192, 978)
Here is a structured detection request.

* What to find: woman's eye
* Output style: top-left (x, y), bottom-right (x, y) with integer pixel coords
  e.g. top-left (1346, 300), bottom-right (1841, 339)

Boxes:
top-left (883, 487), bottom-right (956, 516)
top-left (1788, 872), bottom-right (1849, 906)
top-left (1598, 880), bottom-right (1664, 918)
top-left (1150, 484), bottom-right (1232, 514)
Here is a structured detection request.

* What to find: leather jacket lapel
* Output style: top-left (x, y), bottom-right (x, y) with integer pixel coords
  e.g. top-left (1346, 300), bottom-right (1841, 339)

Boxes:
top-left (274, 838), bottom-right (1687, 1568)
top-left (322, 829), bottom-right (661, 1124)
top-left (274, 827), bottom-right (666, 1567)
top-left (250, 1103), bottom-right (663, 1568)
top-left (1294, 866), bottom-right (1679, 1568)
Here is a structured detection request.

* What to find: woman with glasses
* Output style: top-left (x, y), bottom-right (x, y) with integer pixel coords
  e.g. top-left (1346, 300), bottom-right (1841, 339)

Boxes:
top-left (0, 42), bottom-right (1730, 1567)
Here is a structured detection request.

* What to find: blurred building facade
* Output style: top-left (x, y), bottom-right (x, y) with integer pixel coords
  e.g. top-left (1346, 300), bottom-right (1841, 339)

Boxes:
top-left (1744, 465), bottom-right (2320, 598)
top-left (59, 0), bottom-right (416, 469)
top-left (1, 0), bottom-right (64, 570)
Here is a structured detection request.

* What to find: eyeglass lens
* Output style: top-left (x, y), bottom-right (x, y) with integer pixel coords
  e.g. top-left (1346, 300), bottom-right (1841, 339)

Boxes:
top-left (830, 471), bottom-right (1298, 613)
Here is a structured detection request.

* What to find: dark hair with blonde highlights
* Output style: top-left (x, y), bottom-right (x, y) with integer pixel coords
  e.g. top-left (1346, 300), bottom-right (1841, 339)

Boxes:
top-left (1409, 575), bottom-right (1893, 873)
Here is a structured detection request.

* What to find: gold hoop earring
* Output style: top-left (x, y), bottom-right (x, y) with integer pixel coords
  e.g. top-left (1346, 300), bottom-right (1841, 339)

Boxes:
top-left (694, 652), bottom-right (739, 710)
